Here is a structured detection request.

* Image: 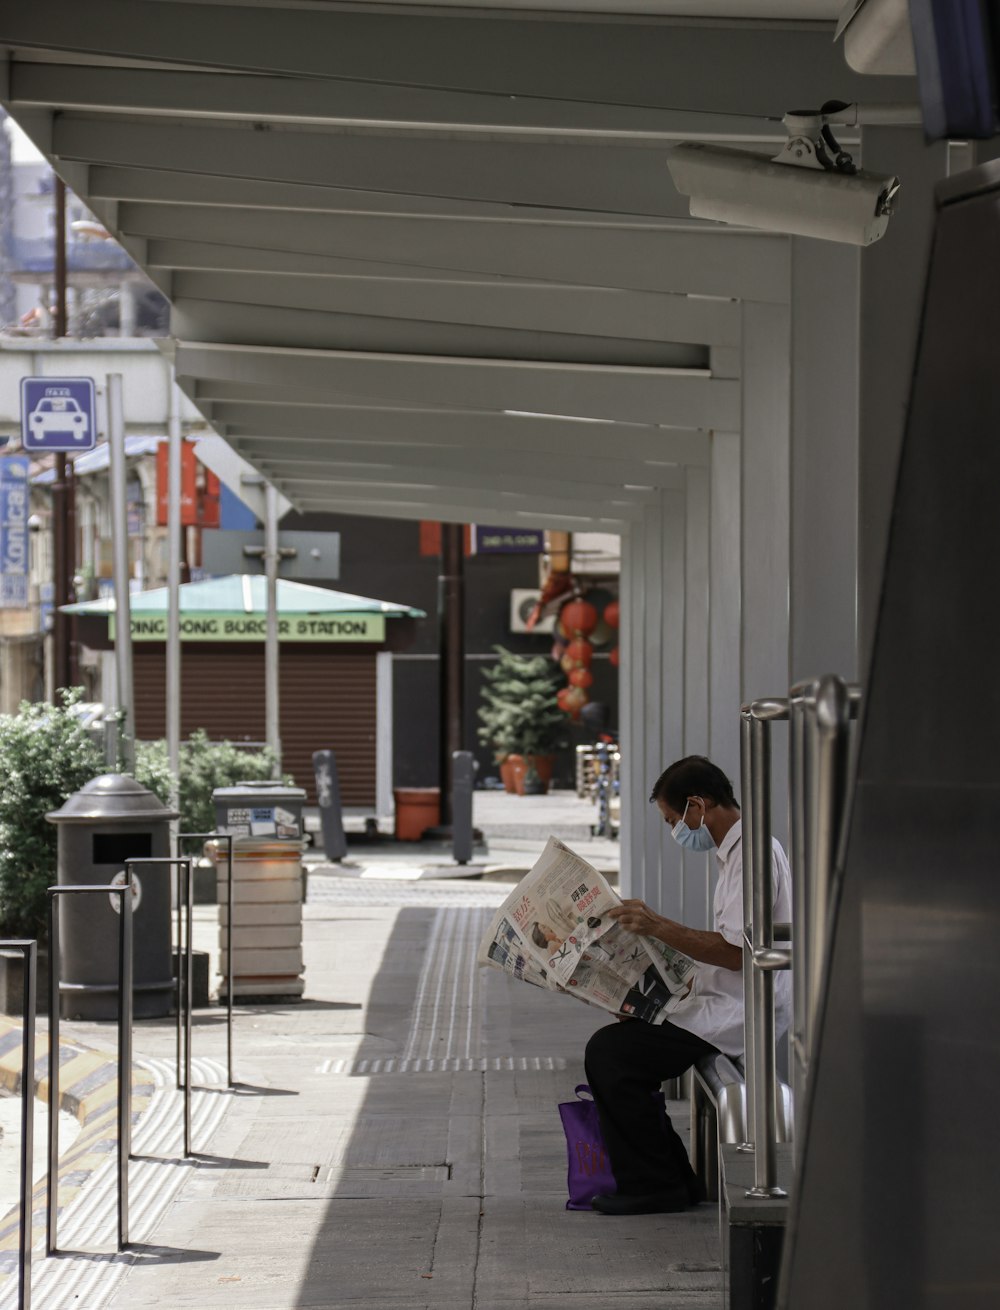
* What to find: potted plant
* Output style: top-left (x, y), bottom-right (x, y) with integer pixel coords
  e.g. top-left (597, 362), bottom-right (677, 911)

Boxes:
top-left (477, 648), bottom-right (565, 795)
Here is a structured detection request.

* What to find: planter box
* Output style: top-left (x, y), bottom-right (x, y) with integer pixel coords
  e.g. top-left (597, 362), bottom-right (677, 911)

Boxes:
top-left (0, 946), bottom-right (50, 1017)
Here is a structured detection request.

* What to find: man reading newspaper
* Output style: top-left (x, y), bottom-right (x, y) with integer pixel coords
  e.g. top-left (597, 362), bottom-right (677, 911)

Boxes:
top-left (479, 755), bottom-right (792, 1216)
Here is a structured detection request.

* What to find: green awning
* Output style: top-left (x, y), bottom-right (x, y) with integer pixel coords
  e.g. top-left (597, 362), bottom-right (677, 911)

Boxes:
top-left (63, 575), bottom-right (425, 644)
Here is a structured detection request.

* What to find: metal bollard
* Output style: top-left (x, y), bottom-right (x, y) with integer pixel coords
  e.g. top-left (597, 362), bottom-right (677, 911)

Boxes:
top-left (1, 939), bottom-right (37, 1310)
top-left (47, 884), bottom-right (133, 1253)
top-left (452, 750), bottom-right (475, 865)
top-left (177, 834), bottom-right (236, 1087)
top-left (125, 858), bottom-right (196, 1153)
top-left (312, 751), bottom-right (348, 862)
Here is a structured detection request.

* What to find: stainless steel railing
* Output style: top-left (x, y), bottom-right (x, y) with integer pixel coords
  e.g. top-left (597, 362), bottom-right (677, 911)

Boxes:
top-left (740, 698), bottom-right (791, 1199)
top-left (1, 939), bottom-right (37, 1310)
top-left (739, 676), bottom-right (860, 1196)
top-left (176, 833), bottom-right (235, 1087)
top-left (47, 883), bottom-right (133, 1253)
top-left (124, 857), bottom-right (195, 1155)
top-left (788, 676), bottom-right (859, 1154)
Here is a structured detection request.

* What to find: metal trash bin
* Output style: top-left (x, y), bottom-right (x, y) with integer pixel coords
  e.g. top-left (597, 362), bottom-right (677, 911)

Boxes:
top-left (46, 774), bottom-right (179, 1020)
top-left (211, 782), bottom-right (307, 1003)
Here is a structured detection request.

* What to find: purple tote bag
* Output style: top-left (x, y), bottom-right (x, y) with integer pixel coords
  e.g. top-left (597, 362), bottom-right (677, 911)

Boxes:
top-left (558, 1084), bottom-right (616, 1210)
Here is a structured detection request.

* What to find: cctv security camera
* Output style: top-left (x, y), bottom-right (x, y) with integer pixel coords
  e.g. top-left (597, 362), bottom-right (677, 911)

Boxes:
top-left (667, 108), bottom-right (900, 246)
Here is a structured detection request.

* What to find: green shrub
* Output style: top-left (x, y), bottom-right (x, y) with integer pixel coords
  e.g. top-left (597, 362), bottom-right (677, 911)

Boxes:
top-left (477, 646), bottom-right (565, 761)
top-left (0, 691), bottom-right (104, 938)
top-left (136, 731), bottom-right (288, 835)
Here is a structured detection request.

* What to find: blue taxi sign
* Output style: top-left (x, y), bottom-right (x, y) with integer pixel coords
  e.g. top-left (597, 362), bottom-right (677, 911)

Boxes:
top-left (21, 376), bottom-right (97, 452)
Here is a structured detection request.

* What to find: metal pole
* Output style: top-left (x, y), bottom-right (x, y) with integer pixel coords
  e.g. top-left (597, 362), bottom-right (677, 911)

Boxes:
top-left (264, 482), bottom-right (281, 772)
top-left (108, 374), bottom-right (135, 771)
top-left (166, 383), bottom-right (183, 810)
top-left (46, 897), bottom-right (59, 1255)
top-left (438, 523), bottom-right (465, 827)
top-left (746, 710), bottom-right (787, 1200)
top-left (177, 834), bottom-right (235, 1085)
top-left (117, 882), bottom-right (133, 1250)
top-left (184, 855), bottom-right (194, 1155)
top-left (125, 859), bottom-right (193, 1096)
top-left (47, 885), bottom-right (134, 1254)
top-left (788, 680), bottom-right (815, 1131)
top-left (807, 676), bottom-right (852, 1047)
top-left (452, 750), bottom-right (475, 864)
top-left (2, 940), bottom-right (37, 1310)
top-left (738, 708), bottom-right (756, 1152)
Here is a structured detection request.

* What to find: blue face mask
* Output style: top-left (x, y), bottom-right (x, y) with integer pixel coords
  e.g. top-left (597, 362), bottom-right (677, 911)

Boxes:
top-left (671, 799), bottom-right (715, 853)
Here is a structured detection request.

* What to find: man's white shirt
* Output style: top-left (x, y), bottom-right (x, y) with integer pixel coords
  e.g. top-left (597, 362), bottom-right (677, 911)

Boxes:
top-left (669, 819), bottom-right (792, 1058)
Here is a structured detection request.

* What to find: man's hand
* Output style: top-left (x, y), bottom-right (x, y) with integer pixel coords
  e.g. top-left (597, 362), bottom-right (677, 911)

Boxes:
top-left (607, 899), bottom-right (663, 938)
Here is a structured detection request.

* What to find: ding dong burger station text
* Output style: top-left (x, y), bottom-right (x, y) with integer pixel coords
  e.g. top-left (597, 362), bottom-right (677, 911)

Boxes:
top-left (69, 576), bottom-right (424, 806)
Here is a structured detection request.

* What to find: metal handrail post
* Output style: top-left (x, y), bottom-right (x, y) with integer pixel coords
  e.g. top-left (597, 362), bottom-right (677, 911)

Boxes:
top-left (47, 884), bottom-right (133, 1254)
top-left (1, 940), bottom-right (37, 1310)
top-left (738, 707), bottom-right (756, 1152)
top-left (125, 858), bottom-right (194, 1153)
top-left (788, 681), bottom-right (816, 1130)
top-left (806, 676), bottom-right (853, 1050)
top-left (177, 833), bottom-right (234, 1086)
top-left (747, 700), bottom-right (788, 1200)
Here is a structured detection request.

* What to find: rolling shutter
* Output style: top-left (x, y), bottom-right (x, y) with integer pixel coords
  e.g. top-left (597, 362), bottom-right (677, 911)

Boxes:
top-left (133, 643), bottom-right (377, 805)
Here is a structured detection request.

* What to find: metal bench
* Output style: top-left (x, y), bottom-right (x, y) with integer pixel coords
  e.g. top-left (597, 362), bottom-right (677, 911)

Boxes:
top-left (689, 1053), bottom-right (793, 1203)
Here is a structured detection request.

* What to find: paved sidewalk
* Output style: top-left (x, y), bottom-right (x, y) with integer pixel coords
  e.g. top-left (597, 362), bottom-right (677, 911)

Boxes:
top-left (19, 872), bottom-right (720, 1309)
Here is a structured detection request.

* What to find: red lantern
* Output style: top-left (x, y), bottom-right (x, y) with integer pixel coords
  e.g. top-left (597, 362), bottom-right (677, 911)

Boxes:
top-left (609, 646), bottom-right (620, 668)
top-left (565, 638), bottom-right (593, 668)
top-left (556, 687), bottom-right (574, 713)
top-left (604, 600), bottom-right (620, 630)
top-left (560, 652), bottom-right (578, 676)
top-left (560, 598), bottom-right (598, 637)
top-left (563, 685), bottom-right (588, 719)
top-left (568, 667), bottom-right (593, 690)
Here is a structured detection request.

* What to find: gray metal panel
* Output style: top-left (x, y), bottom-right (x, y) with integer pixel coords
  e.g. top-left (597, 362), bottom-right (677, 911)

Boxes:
top-left (740, 300), bottom-right (791, 844)
top-left (789, 237), bottom-right (860, 684)
top-left (0, 4), bottom-right (910, 116)
top-left (780, 165), bottom-right (1000, 1310)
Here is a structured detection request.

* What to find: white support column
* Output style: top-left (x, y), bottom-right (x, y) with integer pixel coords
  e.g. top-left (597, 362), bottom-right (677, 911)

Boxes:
top-left (682, 465), bottom-right (711, 928)
top-left (640, 499), bottom-right (666, 910)
top-left (740, 299), bottom-right (791, 843)
top-left (709, 429), bottom-right (742, 787)
top-left (790, 239), bottom-right (860, 684)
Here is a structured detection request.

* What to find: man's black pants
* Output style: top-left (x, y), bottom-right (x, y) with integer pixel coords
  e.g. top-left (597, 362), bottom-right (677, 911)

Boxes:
top-left (584, 1018), bottom-right (718, 1196)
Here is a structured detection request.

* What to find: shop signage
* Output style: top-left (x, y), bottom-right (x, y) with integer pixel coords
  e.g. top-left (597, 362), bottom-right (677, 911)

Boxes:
top-left (0, 455), bottom-right (30, 608)
top-left (109, 612), bottom-right (386, 643)
top-left (474, 526), bottom-right (544, 554)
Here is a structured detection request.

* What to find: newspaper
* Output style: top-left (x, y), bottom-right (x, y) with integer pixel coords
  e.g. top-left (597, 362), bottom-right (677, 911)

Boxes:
top-left (478, 837), bottom-right (697, 1024)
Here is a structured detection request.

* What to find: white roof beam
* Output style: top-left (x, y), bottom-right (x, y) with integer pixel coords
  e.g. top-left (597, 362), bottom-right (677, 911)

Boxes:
top-left (251, 460), bottom-right (662, 505)
top-left (272, 478), bottom-right (642, 522)
top-left (9, 62), bottom-right (789, 143)
top-left (52, 114), bottom-right (691, 220)
top-left (289, 497), bottom-right (626, 532)
top-left (170, 271), bottom-right (740, 348)
top-left (169, 299), bottom-right (708, 368)
top-left (127, 207), bottom-right (789, 302)
top-left (174, 342), bottom-right (737, 429)
top-left (203, 404), bottom-right (708, 463)
top-left (230, 437), bottom-right (693, 486)
top-left (90, 167), bottom-right (659, 225)
top-left (0, 3), bottom-right (910, 117)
